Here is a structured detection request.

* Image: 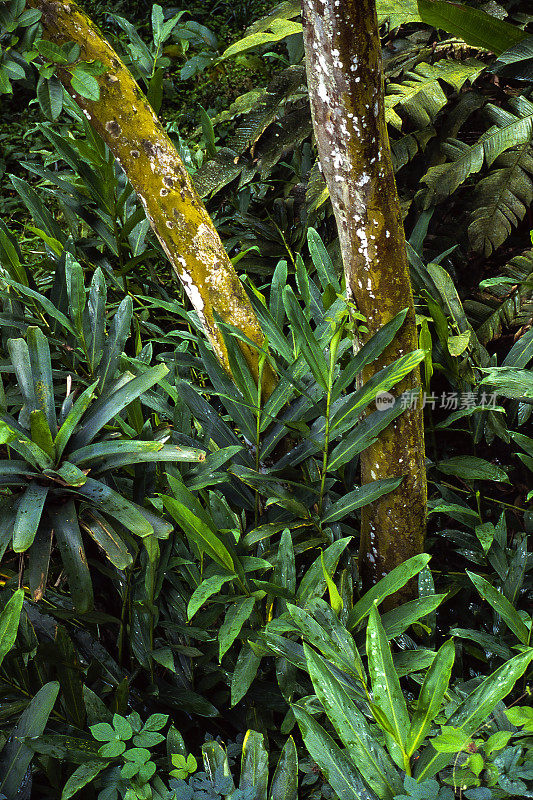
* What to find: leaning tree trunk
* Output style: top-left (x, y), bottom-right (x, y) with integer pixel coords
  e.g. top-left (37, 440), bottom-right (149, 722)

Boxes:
top-left (28, 0), bottom-right (276, 398)
top-left (302, 0), bottom-right (427, 590)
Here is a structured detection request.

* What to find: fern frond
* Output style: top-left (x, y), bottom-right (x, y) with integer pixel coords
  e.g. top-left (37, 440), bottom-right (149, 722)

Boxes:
top-left (226, 66), bottom-right (306, 154)
top-left (468, 145), bottom-right (533, 255)
top-left (468, 249), bottom-right (533, 344)
top-left (391, 126), bottom-right (436, 171)
top-left (244, 0), bottom-right (422, 34)
top-left (306, 159), bottom-right (328, 214)
top-left (192, 67), bottom-right (307, 198)
top-left (419, 99), bottom-right (533, 206)
top-left (377, 0), bottom-right (421, 28)
top-left (385, 58), bottom-right (484, 128)
top-left (193, 148), bottom-right (242, 198)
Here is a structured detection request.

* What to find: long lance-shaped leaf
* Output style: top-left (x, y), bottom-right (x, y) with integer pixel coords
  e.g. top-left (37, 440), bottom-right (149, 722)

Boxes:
top-left (12, 481), bottom-right (48, 552)
top-left (322, 478), bottom-right (403, 524)
top-left (26, 517), bottom-right (53, 602)
top-left (69, 365), bottom-right (169, 449)
top-left (0, 681), bottom-right (60, 798)
top-left (7, 337), bottom-right (37, 413)
top-left (69, 440), bottom-right (205, 469)
top-left (53, 500), bottom-right (94, 613)
top-left (84, 267), bottom-right (106, 371)
top-left (81, 509), bottom-right (133, 570)
top-left (304, 643), bottom-right (403, 799)
top-left (161, 496), bottom-right (234, 572)
top-left (269, 736), bottom-right (298, 800)
top-left (407, 639), bottom-right (455, 756)
top-left (54, 380), bottom-right (99, 459)
top-left (415, 648), bottom-right (533, 780)
top-left (0, 589), bottom-right (24, 667)
top-left (30, 409), bottom-right (55, 460)
top-left (26, 0), bottom-right (276, 398)
top-left (55, 625), bottom-right (86, 728)
top-left (366, 604), bottom-right (410, 758)
top-left (0, 460), bottom-right (37, 481)
top-left (347, 554), bottom-right (431, 629)
top-left (417, 0), bottom-right (527, 55)
top-left (330, 351), bottom-right (425, 434)
top-left (74, 477), bottom-right (156, 538)
top-left (292, 704), bottom-right (377, 800)
top-left (240, 730), bottom-right (269, 800)
top-left (288, 601), bottom-right (365, 684)
top-left (96, 295), bottom-right (133, 390)
top-left (302, 0), bottom-right (426, 595)
top-left (27, 326), bottom-right (57, 435)
top-left (467, 571), bottom-right (530, 645)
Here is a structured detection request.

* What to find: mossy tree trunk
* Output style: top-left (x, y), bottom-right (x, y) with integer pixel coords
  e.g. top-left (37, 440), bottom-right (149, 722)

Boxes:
top-left (302, 0), bottom-right (427, 589)
top-left (28, 0), bottom-right (276, 398)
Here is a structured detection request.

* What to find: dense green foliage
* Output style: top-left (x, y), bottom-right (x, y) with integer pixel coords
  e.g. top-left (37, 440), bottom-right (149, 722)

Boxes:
top-left (0, 1), bottom-right (531, 799)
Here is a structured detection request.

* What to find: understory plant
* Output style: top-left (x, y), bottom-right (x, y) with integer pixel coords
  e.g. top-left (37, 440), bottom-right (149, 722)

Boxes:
top-left (0, 1), bottom-right (532, 800)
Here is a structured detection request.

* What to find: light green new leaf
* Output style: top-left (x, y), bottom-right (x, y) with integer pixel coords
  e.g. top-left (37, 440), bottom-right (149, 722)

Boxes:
top-left (321, 552), bottom-right (343, 615)
top-left (296, 538), bottom-right (351, 604)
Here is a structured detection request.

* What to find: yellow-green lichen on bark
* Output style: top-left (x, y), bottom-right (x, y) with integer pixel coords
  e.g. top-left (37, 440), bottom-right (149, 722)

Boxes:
top-left (28, 0), bottom-right (276, 398)
top-left (302, 0), bottom-right (427, 595)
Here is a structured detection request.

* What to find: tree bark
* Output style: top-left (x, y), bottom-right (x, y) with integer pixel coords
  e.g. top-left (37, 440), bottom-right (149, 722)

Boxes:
top-left (27, 0), bottom-right (276, 398)
top-left (302, 0), bottom-right (427, 590)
